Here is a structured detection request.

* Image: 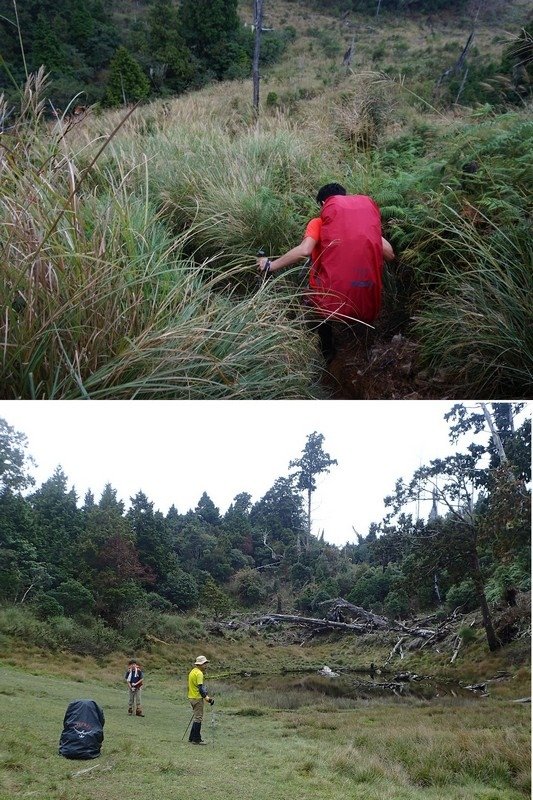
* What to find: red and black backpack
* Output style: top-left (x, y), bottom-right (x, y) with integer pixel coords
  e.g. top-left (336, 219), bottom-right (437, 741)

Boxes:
top-left (309, 194), bottom-right (383, 323)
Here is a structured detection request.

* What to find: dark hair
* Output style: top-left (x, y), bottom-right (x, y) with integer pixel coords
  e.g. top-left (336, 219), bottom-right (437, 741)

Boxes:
top-left (128, 659), bottom-right (136, 665)
top-left (316, 183), bottom-right (347, 204)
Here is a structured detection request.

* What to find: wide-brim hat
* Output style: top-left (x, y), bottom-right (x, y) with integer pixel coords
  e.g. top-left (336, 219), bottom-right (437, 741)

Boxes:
top-left (194, 655), bottom-right (208, 665)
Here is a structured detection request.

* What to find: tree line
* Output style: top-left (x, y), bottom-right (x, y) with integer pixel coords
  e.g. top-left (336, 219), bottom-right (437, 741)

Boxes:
top-left (0, 404), bottom-right (530, 653)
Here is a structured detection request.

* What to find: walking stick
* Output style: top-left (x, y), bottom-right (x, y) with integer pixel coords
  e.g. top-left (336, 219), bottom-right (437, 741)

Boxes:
top-left (257, 248), bottom-right (273, 284)
top-left (181, 713), bottom-right (194, 741)
top-left (211, 705), bottom-right (216, 747)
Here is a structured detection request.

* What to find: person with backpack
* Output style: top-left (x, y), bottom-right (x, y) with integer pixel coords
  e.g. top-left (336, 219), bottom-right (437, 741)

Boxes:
top-left (256, 183), bottom-right (395, 363)
top-left (187, 655), bottom-right (214, 745)
top-left (125, 659), bottom-right (145, 717)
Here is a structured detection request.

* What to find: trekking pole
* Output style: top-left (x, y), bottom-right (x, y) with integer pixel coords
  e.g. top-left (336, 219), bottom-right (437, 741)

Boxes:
top-left (257, 248), bottom-right (271, 284)
top-left (181, 713), bottom-right (194, 741)
top-left (211, 704), bottom-right (216, 747)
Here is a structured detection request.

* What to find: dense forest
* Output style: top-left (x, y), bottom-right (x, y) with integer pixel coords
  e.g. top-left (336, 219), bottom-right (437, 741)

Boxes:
top-left (0, 403), bottom-right (529, 655)
top-left (0, 0), bottom-right (295, 108)
top-left (0, 0), bottom-right (530, 109)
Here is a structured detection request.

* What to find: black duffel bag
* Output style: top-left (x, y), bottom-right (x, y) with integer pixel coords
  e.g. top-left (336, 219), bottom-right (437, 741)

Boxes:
top-left (59, 699), bottom-right (105, 759)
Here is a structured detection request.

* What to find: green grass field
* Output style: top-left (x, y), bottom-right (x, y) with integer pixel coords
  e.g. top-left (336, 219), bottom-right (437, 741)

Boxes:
top-left (0, 658), bottom-right (530, 800)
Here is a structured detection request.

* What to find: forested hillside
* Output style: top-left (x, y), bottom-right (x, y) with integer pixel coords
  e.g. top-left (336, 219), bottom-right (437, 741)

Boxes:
top-left (0, 0), bottom-right (288, 107)
top-left (0, 404), bottom-right (529, 657)
top-left (0, 0), bottom-right (530, 109)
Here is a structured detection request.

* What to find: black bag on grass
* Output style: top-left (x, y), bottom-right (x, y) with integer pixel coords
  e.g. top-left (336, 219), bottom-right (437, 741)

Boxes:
top-left (59, 699), bottom-right (105, 759)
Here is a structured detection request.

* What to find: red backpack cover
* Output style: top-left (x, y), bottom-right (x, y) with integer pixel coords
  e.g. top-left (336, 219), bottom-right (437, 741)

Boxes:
top-left (308, 194), bottom-right (383, 323)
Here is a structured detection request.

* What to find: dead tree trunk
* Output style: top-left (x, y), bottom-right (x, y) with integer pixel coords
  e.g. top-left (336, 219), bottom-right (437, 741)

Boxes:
top-left (481, 402), bottom-right (509, 465)
top-left (470, 550), bottom-right (501, 651)
top-left (252, 0), bottom-right (264, 118)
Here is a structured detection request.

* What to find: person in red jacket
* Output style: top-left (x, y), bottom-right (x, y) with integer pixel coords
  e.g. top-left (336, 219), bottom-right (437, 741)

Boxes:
top-left (257, 183), bottom-right (395, 363)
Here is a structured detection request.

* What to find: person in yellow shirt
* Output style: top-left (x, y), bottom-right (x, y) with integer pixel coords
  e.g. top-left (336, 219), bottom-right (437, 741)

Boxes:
top-left (187, 655), bottom-right (214, 745)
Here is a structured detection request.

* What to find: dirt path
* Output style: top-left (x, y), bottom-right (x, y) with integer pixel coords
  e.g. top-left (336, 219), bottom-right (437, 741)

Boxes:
top-left (320, 325), bottom-right (448, 399)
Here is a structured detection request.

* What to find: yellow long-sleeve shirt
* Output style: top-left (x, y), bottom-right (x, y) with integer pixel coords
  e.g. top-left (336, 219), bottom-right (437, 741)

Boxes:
top-left (188, 667), bottom-right (205, 700)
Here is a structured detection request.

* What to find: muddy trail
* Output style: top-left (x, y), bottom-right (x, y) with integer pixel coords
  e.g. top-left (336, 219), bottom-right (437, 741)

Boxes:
top-left (320, 324), bottom-right (449, 400)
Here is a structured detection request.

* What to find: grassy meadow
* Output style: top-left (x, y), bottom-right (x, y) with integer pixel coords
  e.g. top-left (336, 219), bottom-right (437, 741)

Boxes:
top-left (0, 628), bottom-right (531, 800)
top-left (1, 1), bottom-right (532, 398)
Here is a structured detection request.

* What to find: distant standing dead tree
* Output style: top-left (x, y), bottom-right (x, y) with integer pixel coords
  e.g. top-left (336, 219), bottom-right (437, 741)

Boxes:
top-left (343, 35), bottom-right (355, 68)
top-left (252, 0), bottom-right (265, 117)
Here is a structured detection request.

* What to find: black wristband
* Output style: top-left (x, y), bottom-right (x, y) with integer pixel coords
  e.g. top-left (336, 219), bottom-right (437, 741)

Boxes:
top-left (264, 259), bottom-right (272, 273)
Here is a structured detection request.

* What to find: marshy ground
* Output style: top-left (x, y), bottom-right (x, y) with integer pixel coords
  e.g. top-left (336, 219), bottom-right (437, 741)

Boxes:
top-left (0, 632), bottom-right (530, 800)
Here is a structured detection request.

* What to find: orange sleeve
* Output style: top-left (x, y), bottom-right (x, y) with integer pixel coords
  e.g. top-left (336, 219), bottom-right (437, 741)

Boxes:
top-left (304, 217), bottom-right (321, 242)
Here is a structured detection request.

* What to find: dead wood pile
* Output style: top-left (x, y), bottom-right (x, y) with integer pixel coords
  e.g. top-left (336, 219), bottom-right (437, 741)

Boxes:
top-left (252, 598), bottom-right (451, 642)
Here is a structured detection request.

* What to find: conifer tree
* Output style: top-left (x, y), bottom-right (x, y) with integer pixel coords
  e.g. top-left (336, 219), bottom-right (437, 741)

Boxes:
top-left (29, 467), bottom-right (81, 580)
top-left (104, 46), bottom-right (150, 106)
top-left (31, 13), bottom-right (67, 74)
top-left (179, 0), bottom-right (248, 80)
top-left (289, 432), bottom-right (338, 552)
top-left (0, 417), bottom-right (35, 493)
top-left (146, 0), bottom-right (195, 93)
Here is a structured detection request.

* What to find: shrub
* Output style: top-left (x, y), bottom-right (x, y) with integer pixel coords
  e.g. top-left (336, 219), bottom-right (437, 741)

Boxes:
top-left (146, 592), bottom-right (175, 612)
top-left (50, 579), bottom-right (96, 616)
top-left (484, 558), bottom-right (531, 604)
top-left (51, 616), bottom-right (121, 655)
top-left (458, 625), bottom-right (476, 644)
top-left (231, 568), bottom-right (267, 607)
top-left (31, 593), bottom-right (64, 620)
top-left (0, 605), bottom-right (43, 639)
top-left (445, 579), bottom-right (478, 613)
top-left (162, 570), bottom-right (199, 611)
top-left (384, 589), bottom-right (410, 619)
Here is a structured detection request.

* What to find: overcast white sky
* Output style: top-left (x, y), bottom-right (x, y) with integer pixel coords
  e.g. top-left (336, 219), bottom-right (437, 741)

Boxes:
top-left (0, 400), bottom-right (514, 546)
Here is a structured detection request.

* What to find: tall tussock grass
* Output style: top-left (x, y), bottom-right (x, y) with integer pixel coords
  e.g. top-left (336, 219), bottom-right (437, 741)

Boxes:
top-left (0, 78), bottom-right (320, 399)
top-left (412, 205), bottom-right (532, 397)
top-left (2, 68), bottom-right (531, 398)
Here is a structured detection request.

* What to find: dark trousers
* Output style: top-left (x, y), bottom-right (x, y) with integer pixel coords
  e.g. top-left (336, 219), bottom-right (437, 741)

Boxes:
top-left (309, 316), bottom-right (375, 364)
top-left (316, 320), bottom-right (335, 363)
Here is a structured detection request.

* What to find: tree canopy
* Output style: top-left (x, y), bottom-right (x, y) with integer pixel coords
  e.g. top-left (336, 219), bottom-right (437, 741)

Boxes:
top-left (0, 407), bottom-right (529, 656)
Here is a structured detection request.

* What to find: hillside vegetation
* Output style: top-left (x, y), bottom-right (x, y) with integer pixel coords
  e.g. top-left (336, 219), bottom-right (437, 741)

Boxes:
top-left (0, 0), bottom-right (532, 398)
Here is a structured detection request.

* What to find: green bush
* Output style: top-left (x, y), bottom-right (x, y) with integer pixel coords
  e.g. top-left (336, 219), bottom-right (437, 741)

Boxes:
top-left (458, 625), bottom-right (476, 644)
top-left (0, 605), bottom-right (43, 639)
top-left (231, 568), bottom-right (267, 607)
top-left (31, 593), bottom-right (64, 620)
top-left (50, 579), bottom-right (96, 616)
top-left (384, 589), bottom-right (410, 619)
top-left (484, 558), bottom-right (531, 604)
top-left (51, 616), bottom-right (121, 655)
top-left (162, 570), bottom-right (199, 611)
top-left (445, 579), bottom-right (478, 613)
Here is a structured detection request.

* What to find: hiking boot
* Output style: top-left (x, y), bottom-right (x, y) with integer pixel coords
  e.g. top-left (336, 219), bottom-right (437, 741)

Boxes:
top-left (135, 710), bottom-right (145, 717)
top-left (189, 721), bottom-right (204, 743)
top-left (128, 708), bottom-right (133, 715)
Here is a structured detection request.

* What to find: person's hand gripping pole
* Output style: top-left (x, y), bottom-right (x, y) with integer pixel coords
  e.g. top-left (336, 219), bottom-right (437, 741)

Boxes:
top-left (256, 248), bottom-right (273, 282)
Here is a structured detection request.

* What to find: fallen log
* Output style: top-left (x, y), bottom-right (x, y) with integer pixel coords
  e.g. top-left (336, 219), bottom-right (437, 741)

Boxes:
top-left (318, 598), bottom-right (390, 628)
top-left (250, 598), bottom-right (464, 648)
top-left (253, 613), bottom-right (369, 634)
top-left (450, 634), bottom-right (462, 664)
